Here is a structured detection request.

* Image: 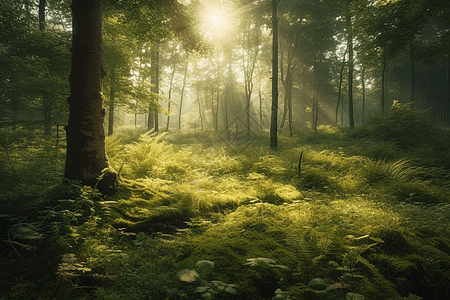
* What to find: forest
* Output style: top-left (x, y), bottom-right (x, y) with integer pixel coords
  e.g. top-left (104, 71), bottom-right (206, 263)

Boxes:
top-left (1, 0), bottom-right (450, 299)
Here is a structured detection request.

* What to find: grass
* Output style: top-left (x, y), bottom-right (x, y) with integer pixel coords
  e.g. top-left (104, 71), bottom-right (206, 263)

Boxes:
top-left (1, 107), bottom-right (450, 299)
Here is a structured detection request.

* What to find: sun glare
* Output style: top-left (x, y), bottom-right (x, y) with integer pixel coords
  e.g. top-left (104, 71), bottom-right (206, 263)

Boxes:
top-left (212, 14), bottom-right (222, 25)
top-left (201, 5), bottom-right (232, 39)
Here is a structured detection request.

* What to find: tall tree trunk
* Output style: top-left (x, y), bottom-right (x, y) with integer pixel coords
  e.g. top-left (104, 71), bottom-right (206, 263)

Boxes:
top-left (242, 24), bottom-right (259, 139)
top-left (39, 0), bottom-right (46, 31)
top-left (335, 46), bottom-right (347, 124)
top-left (410, 39), bottom-right (415, 105)
top-left (215, 91), bottom-right (220, 132)
top-left (279, 41), bottom-right (288, 131)
top-left (179, 60), bottom-right (188, 130)
top-left (65, 0), bottom-right (117, 195)
top-left (166, 59), bottom-right (176, 132)
top-left (347, 12), bottom-right (354, 129)
top-left (362, 67), bottom-right (365, 124)
top-left (381, 47), bottom-right (387, 114)
top-left (40, 0), bottom-right (52, 136)
top-left (148, 45), bottom-right (157, 131)
top-left (447, 61), bottom-right (450, 127)
top-left (288, 76), bottom-right (293, 137)
top-left (312, 52), bottom-right (318, 133)
top-left (197, 90), bottom-right (203, 129)
top-left (270, 0), bottom-right (278, 149)
top-left (154, 45), bottom-right (159, 133)
top-left (108, 64), bottom-right (116, 136)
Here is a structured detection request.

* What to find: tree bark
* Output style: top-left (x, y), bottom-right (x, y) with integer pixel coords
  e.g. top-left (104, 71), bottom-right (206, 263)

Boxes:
top-left (270, 0), bottom-right (278, 149)
top-left (64, 0), bottom-right (117, 195)
top-left (39, 0), bottom-right (46, 31)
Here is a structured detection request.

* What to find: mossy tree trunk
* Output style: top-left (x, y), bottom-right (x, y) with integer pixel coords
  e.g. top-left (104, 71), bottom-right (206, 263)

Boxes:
top-left (64, 0), bottom-right (117, 195)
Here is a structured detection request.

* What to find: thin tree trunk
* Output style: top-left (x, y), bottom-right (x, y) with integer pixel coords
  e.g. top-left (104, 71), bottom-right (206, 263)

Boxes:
top-left (288, 68), bottom-right (293, 136)
top-left (178, 60), bottom-right (188, 130)
top-left (197, 90), bottom-right (203, 129)
top-left (347, 12), bottom-right (354, 129)
top-left (335, 46), bottom-right (347, 124)
top-left (410, 39), bottom-right (415, 105)
top-left (40, 0), bottom-right (52, 136)
top-left (108, 64), bottom-right (116, 136)
top-left (362, 67), bottom-right (365, 124)
top-left (154, 45), bottom-right (159, 133)
top-left (215, 92), bottom-right (220, 132)
top-left (313, 52), bottom-right (318, 133)
top-left (270, 0), bottom-right (278, 149)
top-left (65, 0), bottom-right (117, 195)
top-left (447, 61), bottom-right (450, 127)
top-left (279, 41), bottom-right (287, 131)
top-left (166, 59), bottom-right (176, 132)
top-left (381, 47), bottom-right (387, 114)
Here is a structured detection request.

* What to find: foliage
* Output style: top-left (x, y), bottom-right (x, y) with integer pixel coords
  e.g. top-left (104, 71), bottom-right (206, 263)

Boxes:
top-left (3, 119), bottom-right (450, 299)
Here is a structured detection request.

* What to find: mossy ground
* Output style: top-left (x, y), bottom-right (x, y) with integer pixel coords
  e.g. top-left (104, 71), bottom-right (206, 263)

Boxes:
top-left (1, 107), bottom-right (450, 300)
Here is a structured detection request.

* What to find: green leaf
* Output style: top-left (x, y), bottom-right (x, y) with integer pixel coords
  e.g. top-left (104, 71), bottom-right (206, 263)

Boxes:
top-left (176, 258), bottom-right (196, 271)
top-left (176, 268), bottom-right (199, 282)
top-left (196, 260), bottom-right (214, 274)
top-left (225, 286), bottom-right (237, 295)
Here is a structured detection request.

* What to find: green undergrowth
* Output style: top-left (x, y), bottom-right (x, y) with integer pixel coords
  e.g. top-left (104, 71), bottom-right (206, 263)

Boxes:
top-left (2, 107), bottom-right (450, 299)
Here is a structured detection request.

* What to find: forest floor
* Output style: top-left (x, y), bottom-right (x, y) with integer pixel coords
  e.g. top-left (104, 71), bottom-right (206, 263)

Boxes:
top-left (1, 106), bottom-right (450, 300)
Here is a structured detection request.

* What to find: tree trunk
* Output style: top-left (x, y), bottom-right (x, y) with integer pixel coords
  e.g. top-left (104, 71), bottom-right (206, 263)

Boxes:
top-left (179, 60), bottom-right (188, 130)
top-left (215, 91), bottom-right (220, 132)
top-left (197, 90), bottom-right (203, 129)
top-left (64, 0), bottom-right (117, 195)
top-left (270, 0), bottom-right (278, 149)
top-left (108, 64), bottom-right (116, 136)
top-left (166, 60), bottom-right (176, 132)
top-left (410, 39), bottom-right (415, 105)
top-left (39, 0), bottom-right (52, 136)
top-left (312, 52), bottom-right (318, 133)
top-left (381, 47), bottom-right (387, 114)
top-left (154, 46), bottom-right (159, 133)
top-left (447, 61), bottom-right (450, 127)
top-left (148, 44), bottom-right (159, 132)
top-left (288, 69), bottom-right (293, 137)
top-left (39, 0), bottom-right (46, 31)
top-left (347, 12), bottom-right (354, 129)
top-left (362, 67), bottom-right (365, 124)
top-left (335, 46), bottom-right (347, 124)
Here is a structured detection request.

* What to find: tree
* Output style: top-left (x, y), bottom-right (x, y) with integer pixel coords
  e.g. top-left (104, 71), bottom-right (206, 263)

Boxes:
top-left (64, 0), bottom-right (117, 195)
top-left (270, 0), bottom-right (278, 148)
top-left (178, 58), bottom-right (189, 129)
